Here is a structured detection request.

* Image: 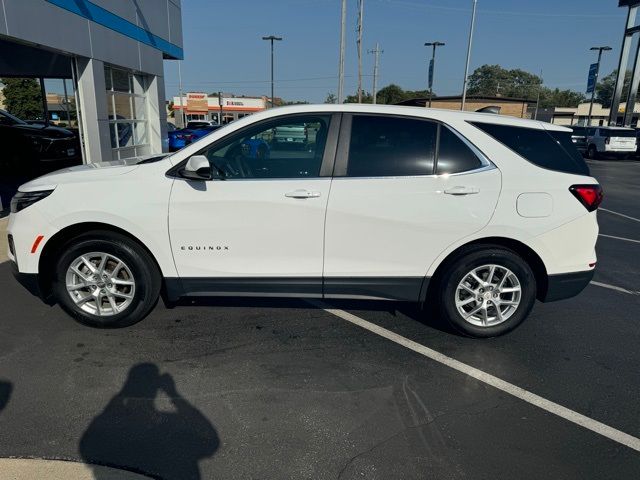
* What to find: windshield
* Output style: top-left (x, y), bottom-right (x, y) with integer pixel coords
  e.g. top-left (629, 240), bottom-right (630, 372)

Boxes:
top-left (0, 110), bottom-right (26, 125)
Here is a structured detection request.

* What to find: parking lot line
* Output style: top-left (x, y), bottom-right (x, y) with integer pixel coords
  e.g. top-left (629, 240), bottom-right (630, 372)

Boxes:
top-left (309, 300), bottom-right (640, 453)
top-left (599, 233), bottom-right (640, 244)
top-left (600, 208), bottom-right (640, 224)
top-left (590, 280), bottom-right (639, 295)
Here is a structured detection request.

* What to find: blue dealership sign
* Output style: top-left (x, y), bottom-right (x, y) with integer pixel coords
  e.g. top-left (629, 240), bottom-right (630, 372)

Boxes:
top-left (586, 63), bottom-right (598, 94)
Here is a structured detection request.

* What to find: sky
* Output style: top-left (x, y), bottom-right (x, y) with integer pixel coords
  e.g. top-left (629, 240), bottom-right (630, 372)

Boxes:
top-left (163, 0), bottom-right (629, 103)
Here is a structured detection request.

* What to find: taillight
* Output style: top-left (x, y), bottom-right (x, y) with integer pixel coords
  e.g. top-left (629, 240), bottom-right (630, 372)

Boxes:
top-left (569, 184), bottom-right (603, 212)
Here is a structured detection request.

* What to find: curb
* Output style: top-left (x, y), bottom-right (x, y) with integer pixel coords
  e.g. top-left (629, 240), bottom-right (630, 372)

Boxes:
top-left (0, 458), bottom-right (154, 480)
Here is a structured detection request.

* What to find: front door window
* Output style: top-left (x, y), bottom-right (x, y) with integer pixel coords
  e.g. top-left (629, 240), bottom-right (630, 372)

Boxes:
top-left (197, 115), bottom-right (331, 179)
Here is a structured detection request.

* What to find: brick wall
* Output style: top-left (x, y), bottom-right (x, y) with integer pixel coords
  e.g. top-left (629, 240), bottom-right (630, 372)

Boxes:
top-left (429, 99), bottom-right (530, 118)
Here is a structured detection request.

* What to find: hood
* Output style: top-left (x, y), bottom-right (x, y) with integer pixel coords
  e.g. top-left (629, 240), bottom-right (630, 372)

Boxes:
top-left (14, 123), bottom-right (76, 138)
top-left (17, 154), bottom-right (170, 192)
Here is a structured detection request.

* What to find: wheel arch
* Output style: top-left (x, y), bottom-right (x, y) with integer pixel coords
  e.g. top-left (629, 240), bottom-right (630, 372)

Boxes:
top-left (425, 236), bottom-right (549, 303)
top-left (38, 222), bottom-right (164, 302)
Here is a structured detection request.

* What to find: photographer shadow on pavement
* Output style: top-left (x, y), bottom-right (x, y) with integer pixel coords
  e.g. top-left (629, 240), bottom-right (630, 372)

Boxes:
top-left (79, 363), bottom-right (218, 480)
top-left (0, 380), bottom-right (12, 414)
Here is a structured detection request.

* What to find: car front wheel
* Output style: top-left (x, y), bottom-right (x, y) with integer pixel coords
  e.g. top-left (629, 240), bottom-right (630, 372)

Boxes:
top-left (52, 231), bottom-right (161, 328)
top-left (437, 246), bottom-right (537, 338)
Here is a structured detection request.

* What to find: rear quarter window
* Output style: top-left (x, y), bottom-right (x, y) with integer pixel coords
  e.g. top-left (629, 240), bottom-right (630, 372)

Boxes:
top-left (469, 122), bottom-right (589, 176)
top-left (601, 129), bottom-right (635, 138)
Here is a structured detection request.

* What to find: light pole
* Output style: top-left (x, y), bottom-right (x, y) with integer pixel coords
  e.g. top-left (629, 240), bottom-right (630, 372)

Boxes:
top-left (338, 0), bottom-right (347, 103)
top-left (461, 0), bottom-right (477, 111)
top-left (262, 35), bottom-right (282, 108)
top-left (425, 41), bottom-right (445, 108)
top-left (587, 46), bottom-right (612, 127)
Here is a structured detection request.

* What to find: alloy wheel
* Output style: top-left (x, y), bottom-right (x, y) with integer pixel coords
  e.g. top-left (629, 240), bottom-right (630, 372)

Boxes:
top-left (454, 264), bottom-right (522, 327)
top-left (65, 252), bottom-right (136, 316)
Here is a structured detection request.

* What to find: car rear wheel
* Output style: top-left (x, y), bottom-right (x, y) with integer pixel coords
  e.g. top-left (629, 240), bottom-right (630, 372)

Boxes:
top-left (52, 231), bottom-right (161, 328)
top-left (437, 246), bottom-right (536, 338)
top-left (587, 145), bottom-right (598, 160)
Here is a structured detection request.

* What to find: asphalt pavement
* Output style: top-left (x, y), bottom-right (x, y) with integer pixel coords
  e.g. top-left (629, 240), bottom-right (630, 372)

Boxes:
top-left (0, 158), bottom-right (638, 479)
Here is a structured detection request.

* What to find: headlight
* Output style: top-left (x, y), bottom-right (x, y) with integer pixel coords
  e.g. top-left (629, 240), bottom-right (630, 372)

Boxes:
top-left (10, 190), bottom-right (54, 213)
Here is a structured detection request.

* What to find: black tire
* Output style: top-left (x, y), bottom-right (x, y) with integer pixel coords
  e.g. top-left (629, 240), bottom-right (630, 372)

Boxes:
top-left (587, 145), bottom-right (598, 160)
top-left (436, 246), bottom-right (536, 338)
top-left (51, 230), bottom-right (161, 328)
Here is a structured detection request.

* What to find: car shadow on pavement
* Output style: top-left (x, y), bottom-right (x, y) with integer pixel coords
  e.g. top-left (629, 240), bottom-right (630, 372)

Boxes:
top-left (79, 363), bottom-right (218, 480)
top-left (172, 296), bottom-right (457, 335)
top-left (0, 380), bottom-right (12, 414)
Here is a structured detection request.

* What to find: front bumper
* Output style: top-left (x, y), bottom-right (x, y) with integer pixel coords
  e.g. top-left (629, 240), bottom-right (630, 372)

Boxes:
top-left (10, 260), bottom-right (44, 300)
top-left (541, 269), bottom-right (594, 302)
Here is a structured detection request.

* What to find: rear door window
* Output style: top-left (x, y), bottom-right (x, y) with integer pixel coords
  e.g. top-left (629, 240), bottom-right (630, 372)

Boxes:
top-left (470, 122), bottom-right (589, 176)
top-left (346, 115), bottom-right (437, 177)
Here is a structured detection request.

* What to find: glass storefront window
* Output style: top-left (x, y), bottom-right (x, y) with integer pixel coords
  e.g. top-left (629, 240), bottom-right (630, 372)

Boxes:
top-left (105, 65), bottom-right (148, 158)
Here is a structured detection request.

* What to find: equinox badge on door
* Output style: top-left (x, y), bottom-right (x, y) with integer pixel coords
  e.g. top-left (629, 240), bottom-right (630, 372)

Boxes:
top-left (180, 245), bottom-right (230, 251)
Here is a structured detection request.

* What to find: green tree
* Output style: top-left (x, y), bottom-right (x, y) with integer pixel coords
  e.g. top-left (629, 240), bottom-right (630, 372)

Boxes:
top-left (324, 92), bottom-right (337, 104)
top-left (468, 64), bottom-right (542, 99)
top-left (345, 91), bottom-right (373, 103)
top-left (343, 84), bottom-right (432, 105)
top-left (375, 84), bottom-right (407, 104)
top-left (538, 88), bottom-right (585, 108)
top-left (595, 70), bottom-right (633, 108)
top-left (1, 78), bottom-right (43, 119)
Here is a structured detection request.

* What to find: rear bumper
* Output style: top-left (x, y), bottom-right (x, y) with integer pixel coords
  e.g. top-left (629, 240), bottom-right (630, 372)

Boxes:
top-left (541, 269), bottom-right (594, 302)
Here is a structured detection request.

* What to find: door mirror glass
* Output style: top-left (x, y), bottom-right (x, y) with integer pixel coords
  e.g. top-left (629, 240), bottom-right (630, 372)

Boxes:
top-left (181, 155), bottom-right (212, 180)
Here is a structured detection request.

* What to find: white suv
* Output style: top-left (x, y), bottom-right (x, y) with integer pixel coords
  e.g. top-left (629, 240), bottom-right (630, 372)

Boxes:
top-left (585, 126), bottom-right (637, 159)
top-left (7, 105), bottom-right (601, 337)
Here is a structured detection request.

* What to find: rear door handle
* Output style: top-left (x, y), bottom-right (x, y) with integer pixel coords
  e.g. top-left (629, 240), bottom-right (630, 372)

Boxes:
top-left (285, 189), bottom-right (321, 199)
top-left (444, 186), bottom-right (480, 196)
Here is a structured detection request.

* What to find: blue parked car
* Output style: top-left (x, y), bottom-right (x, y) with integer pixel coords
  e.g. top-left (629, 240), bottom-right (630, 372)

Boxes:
top-left (168, 121), bottom-right (222, 152)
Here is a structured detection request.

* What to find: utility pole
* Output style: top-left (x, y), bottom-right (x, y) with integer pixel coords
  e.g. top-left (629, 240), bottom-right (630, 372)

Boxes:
top-left (262, 35), bottom-right (283, 108)
top-left (534, 69), bottom-right (543, 120)
top-left (218, 91), bottom-right (223, 125)
top-left (587, 46), bottom-right (612, 127)
top-left (425, 41), bottom-right (445, 108)
top-left (368, 43), bottom-right (382, 104)
top-left (177, 60), bottom-right (185, 127)
top-left (357, 0), bottom-right (364, 103)
top-left (461, 0), bottom-right (477, 111)
top-left (338, 0), bottom-right (347, 103)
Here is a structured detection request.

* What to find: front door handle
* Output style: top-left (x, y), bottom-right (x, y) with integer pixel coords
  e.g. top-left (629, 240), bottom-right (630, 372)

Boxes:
top-left (444, 186), bottom-right (480, 195)
top-left (285, 189), bottom-right (321, 199)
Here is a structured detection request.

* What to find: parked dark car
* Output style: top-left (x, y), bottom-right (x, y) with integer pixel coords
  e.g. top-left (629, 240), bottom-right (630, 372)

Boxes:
top-left (0, 109), bottom-right (81, 176)
top-left (568, 125), bottom-right (588, 154)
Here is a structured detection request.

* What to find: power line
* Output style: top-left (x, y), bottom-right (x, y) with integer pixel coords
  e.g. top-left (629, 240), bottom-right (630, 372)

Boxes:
top-left (374, 0), bottom-right (621, 18)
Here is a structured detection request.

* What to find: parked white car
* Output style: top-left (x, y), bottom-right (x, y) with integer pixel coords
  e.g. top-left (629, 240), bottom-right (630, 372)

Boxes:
top-left (585, 126), bottom-right (637, 159)
top-left (7, 104), bottom-right (601, 337)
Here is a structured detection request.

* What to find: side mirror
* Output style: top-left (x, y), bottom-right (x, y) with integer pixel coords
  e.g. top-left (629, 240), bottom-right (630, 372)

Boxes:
top-left (180, 155), bottom-right (212, 180)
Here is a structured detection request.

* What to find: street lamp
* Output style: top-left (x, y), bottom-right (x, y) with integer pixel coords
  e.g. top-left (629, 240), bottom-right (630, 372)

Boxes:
top-left (262, 35), bottom-right (283, 108)
top-left (587, 46), bottom-right (612, 126)
top-left (425, 41), bottom-right (445, 108)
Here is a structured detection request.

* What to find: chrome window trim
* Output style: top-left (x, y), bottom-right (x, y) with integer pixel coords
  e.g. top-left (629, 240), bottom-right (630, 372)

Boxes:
top-left (329, 163), bottom-right (496, 180)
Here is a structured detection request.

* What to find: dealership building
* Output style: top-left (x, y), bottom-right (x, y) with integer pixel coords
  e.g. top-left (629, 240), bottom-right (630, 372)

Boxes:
top-left (0, 0), bottom-right (183, 162)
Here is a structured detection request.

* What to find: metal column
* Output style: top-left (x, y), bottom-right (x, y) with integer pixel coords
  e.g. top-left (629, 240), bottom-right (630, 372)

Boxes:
top-left (610, 3), bottom-right (639, 126)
